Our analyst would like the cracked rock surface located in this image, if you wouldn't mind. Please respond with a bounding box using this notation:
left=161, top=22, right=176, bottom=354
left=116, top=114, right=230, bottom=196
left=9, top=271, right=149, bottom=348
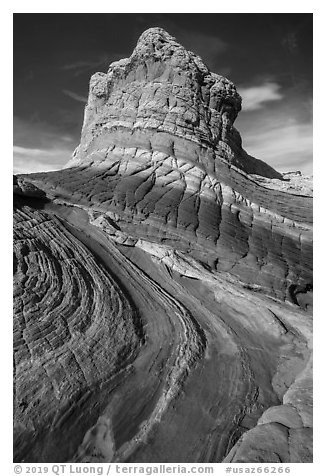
left=13, top=28, right=312, bottom=463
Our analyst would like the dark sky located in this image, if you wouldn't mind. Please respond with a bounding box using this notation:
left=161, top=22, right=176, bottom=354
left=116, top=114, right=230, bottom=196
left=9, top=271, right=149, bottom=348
left=13, top=13, right=313, bottom=174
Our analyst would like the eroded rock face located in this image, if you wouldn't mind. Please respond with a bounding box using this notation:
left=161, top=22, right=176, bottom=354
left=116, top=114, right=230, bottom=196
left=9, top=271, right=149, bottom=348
left=13, top=28, right=312, bottom=463
left=13, top=201, right=142, bottom=462
left=68, top=27, right=281, bottom=179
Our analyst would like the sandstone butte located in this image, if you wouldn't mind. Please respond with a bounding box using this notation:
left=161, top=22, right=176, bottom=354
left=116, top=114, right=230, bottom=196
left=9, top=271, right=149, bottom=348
left=13, top=28, right=313, bottom=463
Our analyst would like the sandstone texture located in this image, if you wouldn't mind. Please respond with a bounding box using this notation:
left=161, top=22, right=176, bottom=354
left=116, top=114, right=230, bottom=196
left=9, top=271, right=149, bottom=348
left=13, top=28, right=312, bottom=463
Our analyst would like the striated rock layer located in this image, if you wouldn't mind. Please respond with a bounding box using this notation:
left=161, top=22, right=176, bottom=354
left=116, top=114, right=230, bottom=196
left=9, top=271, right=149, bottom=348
left=13, top=28, right=312, bottom=463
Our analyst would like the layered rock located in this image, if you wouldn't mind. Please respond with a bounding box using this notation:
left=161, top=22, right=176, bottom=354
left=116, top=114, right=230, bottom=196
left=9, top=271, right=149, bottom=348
left=68, top=28, right=281, bottom=179
left=13, top=28, right=312, bottom=463
left=13, top=200, right=143, bottom=461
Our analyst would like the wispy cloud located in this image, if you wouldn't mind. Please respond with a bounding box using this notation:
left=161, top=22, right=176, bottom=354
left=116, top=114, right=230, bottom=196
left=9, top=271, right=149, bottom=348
left=62, top=89, right=87, bottom=103
left=61, top=57, right=107, bottom=76
left=238, top=82, right=283, bottom=111
left=178, top=31, right=228, bottom=70
left=238, top=114, right=312, bottom=174
left=62, top=60, right=101, bottom=71
left=13, top=117, right=77, bottom=174
left=61, top=53, right=123, bottom=76
left=14, top=117, right=75, bottom=149
left=13, top=146, right=70, bottom=174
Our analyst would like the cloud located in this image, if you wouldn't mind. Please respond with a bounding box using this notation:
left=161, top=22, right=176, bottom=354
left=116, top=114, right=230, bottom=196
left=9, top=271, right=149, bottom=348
left=62, top=89, right=87, bottom=103
left=14, top=117, right=76, bottom=149
left=13, top=146, right=71, bottom=174
left=61, top=58, right=107, bottom=76
left=238, top=115, right=312, bottom=174
left=62, top=60, right=101, bottom=71
left=238, top=82, right=283, bottom=111
left=13, top=117, right=77, bottom=174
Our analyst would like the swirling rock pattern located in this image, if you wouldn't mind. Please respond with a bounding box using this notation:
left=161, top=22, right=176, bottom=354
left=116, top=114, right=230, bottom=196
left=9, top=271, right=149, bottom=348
left=13, top=200, right=143, bottom=462
left=13, top=28, right=312, bottom=463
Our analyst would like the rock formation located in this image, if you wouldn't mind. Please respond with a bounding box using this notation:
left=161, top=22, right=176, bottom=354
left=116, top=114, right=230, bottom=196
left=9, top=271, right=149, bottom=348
left=13, top=28, right=312, bottom=463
